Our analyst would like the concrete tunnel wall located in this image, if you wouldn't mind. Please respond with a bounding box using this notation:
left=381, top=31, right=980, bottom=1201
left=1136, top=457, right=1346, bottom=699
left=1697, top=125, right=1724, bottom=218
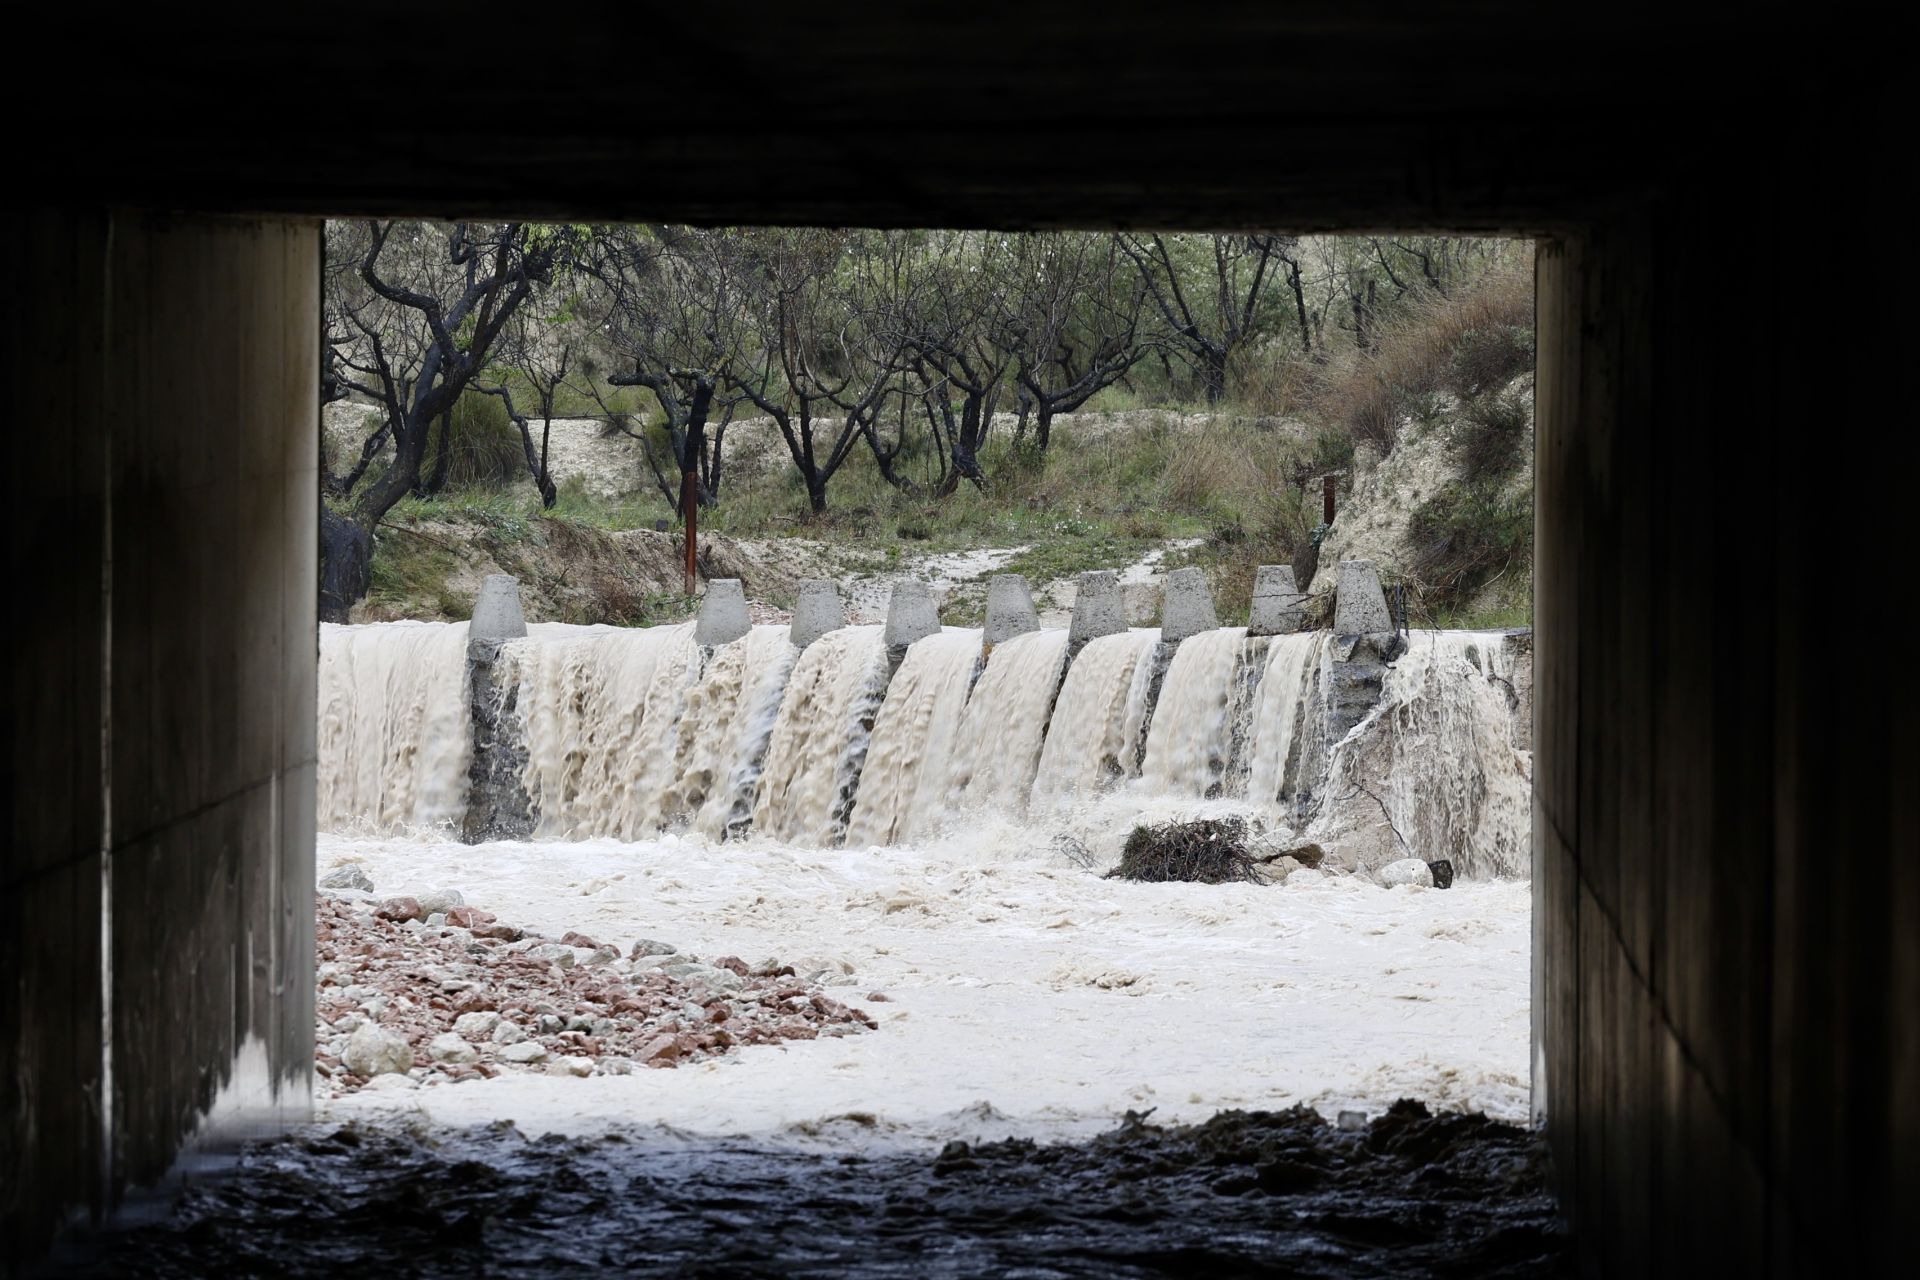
left=1533, top=190, right=1910, bottom=1271
left=0, top=211, right=319, bottom=1264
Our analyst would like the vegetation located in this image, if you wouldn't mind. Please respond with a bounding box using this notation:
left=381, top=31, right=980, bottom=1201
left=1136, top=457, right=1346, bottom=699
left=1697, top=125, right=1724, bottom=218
left=327, top=224, right=1535, bottom=626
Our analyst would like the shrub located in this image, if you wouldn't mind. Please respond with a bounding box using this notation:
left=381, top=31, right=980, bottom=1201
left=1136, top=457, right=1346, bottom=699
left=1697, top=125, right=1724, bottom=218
left=1108, top=817, right=1293, bottom=884
left=1406, top=486, right=1531, bottom=601
left=429, top=391, right=525, bottom=491
left=1452, top=383, right=1532, bottom=484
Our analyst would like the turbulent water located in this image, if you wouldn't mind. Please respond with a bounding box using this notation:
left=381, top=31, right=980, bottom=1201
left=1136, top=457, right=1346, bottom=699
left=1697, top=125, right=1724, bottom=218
left=316, top=621, right=473, bottom=831
left=316, top=615, right=1532, bottom=878
left=752, top=625, right=891, bottom=846
left=1320, top=631, right=1533, bottom=878
left=1030, top=628, right=1160, bottom=810
left=1139, top=627, right=1249, bottom=798
left=845, top=629, right=982, bottom=847
left=943, top=628, right=1071, bottom=821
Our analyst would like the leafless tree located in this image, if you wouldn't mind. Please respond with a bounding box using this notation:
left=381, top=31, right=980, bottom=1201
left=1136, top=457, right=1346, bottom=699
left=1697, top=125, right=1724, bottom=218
left=319, top=220, right=572, bottom=620
left=1119, top=232, right=1296, bottom=402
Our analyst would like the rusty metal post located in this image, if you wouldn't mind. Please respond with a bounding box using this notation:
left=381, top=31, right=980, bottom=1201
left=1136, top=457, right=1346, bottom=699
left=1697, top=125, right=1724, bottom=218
left=681, top=469, right=699, bottom=595
left=1322, top=473, right=1337, bottom=525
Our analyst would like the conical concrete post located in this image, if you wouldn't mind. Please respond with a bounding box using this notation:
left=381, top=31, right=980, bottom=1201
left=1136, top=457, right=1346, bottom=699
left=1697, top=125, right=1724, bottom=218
left=1248, top=564, right=1306, bottom=636
left=983, top=574, right=1040, bottom=649
left=789, top=579, right=845, bottom=649
left=694, top=578, right=751, bottom=647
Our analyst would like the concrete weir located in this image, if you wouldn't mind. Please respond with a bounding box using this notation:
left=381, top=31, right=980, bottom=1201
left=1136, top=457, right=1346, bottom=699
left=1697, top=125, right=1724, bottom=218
left=1248, top=564, right=1306, bottom=636
left=695, top=579, right=752, bottom=647
left=1327, top=559, right=1405, bottom=742
left=1067, top=570, right=1126, bottom=656
left=982, top=574, right=1040, bottom=650
left=883, top=581, right=942, bottom=650
left=789, top=580, right=845, bottom=649
left=463, top=575, right=535, bottom=843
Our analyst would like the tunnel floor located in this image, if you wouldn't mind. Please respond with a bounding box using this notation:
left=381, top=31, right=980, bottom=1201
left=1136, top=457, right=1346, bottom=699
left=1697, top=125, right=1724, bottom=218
left=92, top=1101, right=1566, bottom=1278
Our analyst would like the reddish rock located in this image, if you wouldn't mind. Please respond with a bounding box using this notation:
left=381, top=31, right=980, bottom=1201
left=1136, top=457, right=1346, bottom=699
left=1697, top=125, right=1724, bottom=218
left=636, top=1034, right=681, bottom=1066
left=866, top=992, right=892, bottom=1002
left=560, top=930, right=599, bottom=949
left=713, top=956, right=751, bottom=977
left=446, top=906, right=495, bottom=928
left=376, top=896, right=423, bottom=922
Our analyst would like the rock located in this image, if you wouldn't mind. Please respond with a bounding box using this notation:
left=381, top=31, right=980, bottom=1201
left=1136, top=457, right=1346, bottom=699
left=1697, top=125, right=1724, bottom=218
left=445, top=906, right=494, bottom=929
left=417, top=888, right=465, bottom=916
left=453, top=1011, right=501, bottom=1039
left=492, top=1021, right=529, bottom=1045
left=1283, top=843, right=1327, bottom=868
left=537, top=1014, right=567, bottom=1035
left=498, top=1041, right=549, bottom=1065
left=375, top=896, right=424, bottom=922
left=427, top=1032, right=478, bottom=1064
left=1286, top=867, right=1325, bottom=886
left=529, top=943, right=576, bottom=969
left=559, top=930, right=600, bottom=950
left=319, top=865, right=374, bottom=893
left=636, top=1034, right=681, bottom=1066
left=1337, top=1110, right=1369, bottom=1133
left=630, top=939, right=678, bottom=959
left=1379, top=858, right=1434, bottom=888
left=550, top=1055, right=595, bottom=1078
left=597, top=1057, right=637, bottom=1076
left=1426, top=859, right=1455, bottom=889
left=342, top=1023, right=413, bottom=1078
left=664, top=962, right=744, bottom=992
left=587, top=945, right=620, bottom=967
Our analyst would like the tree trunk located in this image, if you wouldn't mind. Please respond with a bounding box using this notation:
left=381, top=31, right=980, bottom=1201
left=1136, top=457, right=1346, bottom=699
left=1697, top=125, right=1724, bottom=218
left=1203, top=347, right=1228, bottom=404
left=318, top=504, right=374, bottom=623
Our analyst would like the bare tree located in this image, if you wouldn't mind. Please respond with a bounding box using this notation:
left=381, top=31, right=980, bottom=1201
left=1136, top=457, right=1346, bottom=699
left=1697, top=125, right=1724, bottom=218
left=731, top=229, right=905, bottom=514
left=994, top=233, right=1154, bottom=450
left=588, top=226, right=749, bottom=593
left=320, top=220, right=572, bottom=620
left=896, top=232, right=1014, bottom=496
left=1118, top=232, right=1294, bottom=402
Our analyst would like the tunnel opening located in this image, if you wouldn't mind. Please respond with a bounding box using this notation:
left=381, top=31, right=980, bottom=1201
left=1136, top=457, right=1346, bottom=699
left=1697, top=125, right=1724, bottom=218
left=3, top=10, right=1901, bottom=1277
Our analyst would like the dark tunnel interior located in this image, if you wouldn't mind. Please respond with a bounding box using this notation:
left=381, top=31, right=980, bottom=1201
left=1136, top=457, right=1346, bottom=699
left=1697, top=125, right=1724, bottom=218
left=1, top=5, right=1907, bottom=1275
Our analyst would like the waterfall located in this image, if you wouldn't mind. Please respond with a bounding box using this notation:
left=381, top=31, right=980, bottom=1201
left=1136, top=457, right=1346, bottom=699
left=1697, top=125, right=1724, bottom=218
left=653, top=625, right=800, bottom=839
left=1315, top=630, right=1532, bottom=878
left=316, top=621, right=473, bottom=831
left=496, top=622, right=701, bottom=839
left=944, top=629, right=1070, bottom=819
left=752, top=625, right=891, bottom=846
left=844, top=629, right=983, bottom=847
left=1242, top=631, right=1330, bottom=815
left=1030, top=629, right=1160, bottom=810
left=1139, top=628, right=1249, bottom=798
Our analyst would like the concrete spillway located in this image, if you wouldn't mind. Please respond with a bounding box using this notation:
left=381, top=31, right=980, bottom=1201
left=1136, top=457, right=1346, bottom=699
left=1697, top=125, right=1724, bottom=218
left=313, top=563, right=1534, bottom=878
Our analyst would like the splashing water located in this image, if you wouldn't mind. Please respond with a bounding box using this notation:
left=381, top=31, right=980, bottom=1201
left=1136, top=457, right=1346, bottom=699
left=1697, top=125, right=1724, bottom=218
left=1030, top=629, right=1161, bottom=811
left=1241, top=632, right=1331, bottom=817
left=658, top=625, right=800, bottom=838
left=1139, top=628, right=1249, bottom=798
left=845, top=629, right=983, bottom=848
left=1314, top=631, right=1532, bottom=878
left=752, top=626, right=891, bottom=846
left=495, top=623, right=701, bottom=839
left=944, top=629, right=1071, bottom=820
left=317, top=621, right=473, bottom=832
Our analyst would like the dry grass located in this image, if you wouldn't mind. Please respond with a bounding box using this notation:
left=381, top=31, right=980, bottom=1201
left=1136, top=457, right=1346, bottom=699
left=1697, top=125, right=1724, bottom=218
left=1295, top=265, right=1534, bottom=454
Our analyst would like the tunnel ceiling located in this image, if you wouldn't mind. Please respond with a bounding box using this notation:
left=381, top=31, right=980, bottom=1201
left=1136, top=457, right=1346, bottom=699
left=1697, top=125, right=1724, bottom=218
left=29, top=2, right=1833, bottom=229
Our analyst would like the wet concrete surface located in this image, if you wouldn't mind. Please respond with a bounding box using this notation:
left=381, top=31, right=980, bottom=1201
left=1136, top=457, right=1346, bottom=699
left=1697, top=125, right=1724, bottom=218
left=89, top=1101, right=1567, bottom=1277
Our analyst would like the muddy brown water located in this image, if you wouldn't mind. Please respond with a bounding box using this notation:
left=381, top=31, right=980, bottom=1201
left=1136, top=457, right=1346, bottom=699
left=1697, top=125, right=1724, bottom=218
left=85, top=1101, right=1567, bottom=1278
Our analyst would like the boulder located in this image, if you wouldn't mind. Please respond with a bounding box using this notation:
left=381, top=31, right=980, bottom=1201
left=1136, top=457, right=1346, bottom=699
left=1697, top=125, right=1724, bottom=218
left=342, top=1023, right=413, bottom=1078
left=318, top=865, right=374, bottom=893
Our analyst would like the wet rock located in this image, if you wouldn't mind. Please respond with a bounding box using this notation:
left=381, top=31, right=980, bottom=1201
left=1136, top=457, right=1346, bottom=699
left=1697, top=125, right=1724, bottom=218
left=630, top=938, right=678, bottom=958
left=597, top=1057, right=636, bottom=1076
left=1284, top=843, right=1328, bottom=868
left=375, top=896, right=424, bottom=923
left=445, top=906, right=494, bottom=929
left=560, top=930, right=600, bottom=949
left=453, top=1011, right=500, bottom=1038
left=550, top=1055, right=595, bottom=1078
left=417, top=888, right=465, bottom=916
left=498, top=1041, right=549, bottom=1065
left=318, top=865, right=374, bottom=893
left=1426, top=859, right=1455, bottom=889
left=529, top=943, right=576, bottom=969
left=427, top=1032, right=478, bottom=1064
left=1379, top=858, right=1434, bottom=888
left=342, top=1024, right=413, bottom=1078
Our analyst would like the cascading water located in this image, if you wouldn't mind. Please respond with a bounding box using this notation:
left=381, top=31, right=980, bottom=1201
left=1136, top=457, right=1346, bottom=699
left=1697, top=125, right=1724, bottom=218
left=844, top=629, right=983, bottom=848
left=496, top=622, right=702, bottom=839
left=317, top=621, right=474, bottom=831
left=315, top=607, right=1532, bottom=880
left=1029, top=629, right=1160, bottom=810
left=1241, top=631, right=1330, bottom=817
left=1313, top=630, right=1532, bottom=878
left=1138, top=627, right=1249, bottom=798
left=752, top=625, right=891, bottom=846
left=943, top=629, right=1070, bottom=819
left=653, top=625, right=799, bottom=839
